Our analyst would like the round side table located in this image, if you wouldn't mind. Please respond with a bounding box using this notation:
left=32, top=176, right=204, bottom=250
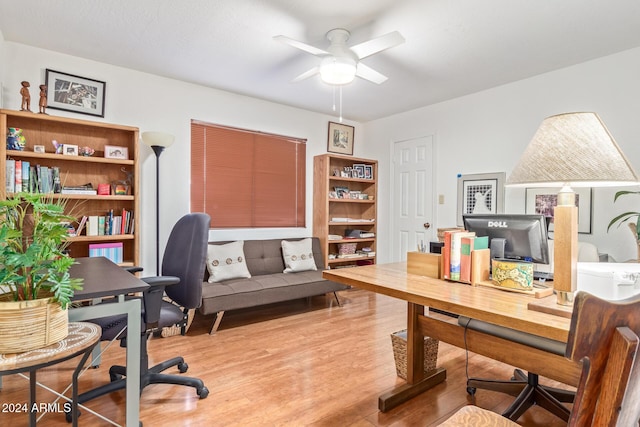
left=0, top=321, right=101, bottom=426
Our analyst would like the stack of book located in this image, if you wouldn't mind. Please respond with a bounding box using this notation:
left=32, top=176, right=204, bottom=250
left=5, top=159, right=61, bottom=193
left=442, top=229, right=489, bottom=283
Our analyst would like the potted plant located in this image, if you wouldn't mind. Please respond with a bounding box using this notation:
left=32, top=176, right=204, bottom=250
left=607, top=190, right=640, bottom=260
left=0, top=192, right=83, bottom=353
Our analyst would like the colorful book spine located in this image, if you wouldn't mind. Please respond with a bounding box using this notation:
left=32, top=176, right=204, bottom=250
left=5, top=159, right=15, bottom=193
left=21, top=161, right=30, bottom=192
left=460, top=236, right=475, bottom=283
left=450, top=232, right=475, bottom=281
left=14, top=160, right=22, bottom=192
left=442, top=230, right=457, bottom=280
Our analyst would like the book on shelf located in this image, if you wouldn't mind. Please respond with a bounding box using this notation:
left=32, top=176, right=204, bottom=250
left=75, top=216, right=88, bottom=236
left=345, top=229, right=375, bottom=239
left=450, top=231, right=475, bottom=281
left=61, top=183, right=97, bottom=195
left=15, top=160, right=22, bottom=191
left=5, top=159, right=15, bottom=193
left=328, top=234, right=342, bottom=240
left=87, top=216, right=99, bottom=236
left=331, top=217, right=349, bottom=222
left=21, top=161, right=30, bottom=192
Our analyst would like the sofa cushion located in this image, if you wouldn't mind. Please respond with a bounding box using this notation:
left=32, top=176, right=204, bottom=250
left=281, top=238, right=317, bottom=273
left=206, top=240, right=251, bottom=283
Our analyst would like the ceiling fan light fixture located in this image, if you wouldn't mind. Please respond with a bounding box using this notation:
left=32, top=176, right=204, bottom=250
left=319, top=56, right=357, bottom=85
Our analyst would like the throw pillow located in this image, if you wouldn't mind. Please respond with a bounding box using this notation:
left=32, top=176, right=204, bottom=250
left=206, top=241, right=251, bottom=283
left=281, top=238, right=317, bottom=273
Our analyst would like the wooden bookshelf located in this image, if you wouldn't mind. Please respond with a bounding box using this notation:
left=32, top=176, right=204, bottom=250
left=1, top=109, right=140, bottom=266
left=313, top=153, right=377, bottom=268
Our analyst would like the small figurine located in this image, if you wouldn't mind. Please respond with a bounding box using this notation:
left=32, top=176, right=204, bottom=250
left=38, top=84, right=48, bottom=114
left=20, top=81, right=32, bottom=112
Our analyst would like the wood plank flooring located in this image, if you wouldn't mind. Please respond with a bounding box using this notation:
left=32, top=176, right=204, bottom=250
left=1, top=288, right=572, bottom=426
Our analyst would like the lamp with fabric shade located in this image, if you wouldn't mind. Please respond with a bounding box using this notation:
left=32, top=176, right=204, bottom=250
left=506, top=112, right=639, bottom=305
left=141, top=131, right=175, bottom=275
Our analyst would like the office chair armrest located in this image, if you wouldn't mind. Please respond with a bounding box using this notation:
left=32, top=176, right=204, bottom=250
left=142, top=276, right=181, bottom=288
left=142, top=276, right=181, bottom=326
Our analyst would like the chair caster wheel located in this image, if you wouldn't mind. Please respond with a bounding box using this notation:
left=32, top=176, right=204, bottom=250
left=178, top=362, right=188, bottom=373
left=466, top=386, right=476, bottom=395
left=198, top=386, right=209, bottom=399
left=110, top=373, right=123, bottom=382
left=65, top=409, right=81, bottom=423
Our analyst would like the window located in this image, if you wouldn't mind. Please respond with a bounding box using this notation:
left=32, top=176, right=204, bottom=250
left=191, top=121, right=306, bottom=228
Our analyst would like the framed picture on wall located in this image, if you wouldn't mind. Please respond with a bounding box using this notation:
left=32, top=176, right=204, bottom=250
left=45, top=69, right=106, bottom=117
left=456, top=172, right=506, bottom=226
left=327, top=121, right=354, bottom=155
left=525, top=187, right=592, bottom=234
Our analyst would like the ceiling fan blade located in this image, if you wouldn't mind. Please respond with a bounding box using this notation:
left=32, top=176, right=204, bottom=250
left=350, top=31, right=405, bottom=59
left=355, top=63, right=388, bottom=84
left=291, top=66, right=320, bottom=83
left=273, top=35, right=328, bottom=56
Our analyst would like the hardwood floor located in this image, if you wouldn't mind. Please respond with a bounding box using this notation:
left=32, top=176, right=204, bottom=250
left=1, top=288, right=572, bottom=426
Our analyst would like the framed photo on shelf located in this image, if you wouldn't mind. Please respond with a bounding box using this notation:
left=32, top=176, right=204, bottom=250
left=364, top=165, right=373, bottom=180
left=525, top=187, right=592, bottom=234
left=104, top=145, right=129, bottom=160
left=352, top=164, right=365, bottom=178
left=456, top=172, right=505, bottom=226
left=45, top=69, right=106, bottom=117
left=62, top=144, right=78, bottom=156
left=33, top=145, right=45, bottom=153
left=327, top=121, right=354, bottom=155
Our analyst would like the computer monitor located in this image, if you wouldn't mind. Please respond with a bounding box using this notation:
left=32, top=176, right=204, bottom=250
left=462, top=213, right=550, bottom=264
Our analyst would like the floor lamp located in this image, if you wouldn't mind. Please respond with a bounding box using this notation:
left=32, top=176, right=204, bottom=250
left=506, top=112, right=639, bottom=305
left=142, top=131, right=175, bottom=275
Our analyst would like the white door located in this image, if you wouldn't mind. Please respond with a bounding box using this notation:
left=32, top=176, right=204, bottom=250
left=391, top=136, right=436, bottom=262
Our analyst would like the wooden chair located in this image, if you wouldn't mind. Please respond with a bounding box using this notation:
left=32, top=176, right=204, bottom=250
left=439, top=291, right=640, bottom=426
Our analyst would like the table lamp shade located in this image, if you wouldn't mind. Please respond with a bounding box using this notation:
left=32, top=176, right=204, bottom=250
left=506, top=112, right=639, bottom=187
left=506, top=112, right=639, bottom=306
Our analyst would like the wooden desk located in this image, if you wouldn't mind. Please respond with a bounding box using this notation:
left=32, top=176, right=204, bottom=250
left=0, top=322, right=101, bottom=426
left=68, top=257, right=149, bottom=427
left=324, top=263, right=581, bottom=412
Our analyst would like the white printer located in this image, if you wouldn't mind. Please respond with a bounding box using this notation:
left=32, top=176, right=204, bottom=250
left=577, top=262, right=640, bottom=300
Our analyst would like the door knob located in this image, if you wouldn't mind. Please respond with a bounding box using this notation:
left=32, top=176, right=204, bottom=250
left=424, top=223, right=431, bottom=229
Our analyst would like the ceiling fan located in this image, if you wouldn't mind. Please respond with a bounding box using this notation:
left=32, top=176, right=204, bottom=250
left=274, top=28, right=405, bottom=85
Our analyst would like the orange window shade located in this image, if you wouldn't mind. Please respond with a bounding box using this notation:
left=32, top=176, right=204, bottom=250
left=191, top=121, right=306, bottom=228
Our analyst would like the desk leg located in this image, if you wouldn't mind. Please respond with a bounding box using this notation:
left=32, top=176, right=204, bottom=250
left=378, top=303, right=447, bottom=412
left=29, top=371, right=36, bottom=427
left=70, top=298, right=141, bottom=427
left=124, top=298, right=141, bottom=427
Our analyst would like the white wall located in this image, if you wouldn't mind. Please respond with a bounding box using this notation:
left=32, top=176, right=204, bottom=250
left=3, top=40, right=640, bottom=268
left=0, top=42, right=363, bottom=273
left=364, top=47, right=640, bottom=263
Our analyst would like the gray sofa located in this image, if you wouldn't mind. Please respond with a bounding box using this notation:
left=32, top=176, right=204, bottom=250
left=200, top=237, right=348, bottom=334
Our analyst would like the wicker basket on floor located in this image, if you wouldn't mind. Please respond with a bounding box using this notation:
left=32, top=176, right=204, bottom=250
left=161, top=308, right=195, bottom=338
left=391, top=329, right=439, bottom=380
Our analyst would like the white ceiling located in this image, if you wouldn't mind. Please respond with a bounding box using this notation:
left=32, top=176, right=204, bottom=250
left=2, top=0, right=640, bottom=122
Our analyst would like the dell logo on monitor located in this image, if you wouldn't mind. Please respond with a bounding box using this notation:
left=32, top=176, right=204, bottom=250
left=488, top=221, right=508, bottom=228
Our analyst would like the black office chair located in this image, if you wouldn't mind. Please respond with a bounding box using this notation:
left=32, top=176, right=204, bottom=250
left=460, top=316, right=574, bottom=422
left=69, top=213, right=211, bottom=421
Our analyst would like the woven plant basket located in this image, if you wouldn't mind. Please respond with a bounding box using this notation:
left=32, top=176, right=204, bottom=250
left=391, top=329, right=439, bottom=380
left=0, top=298, right=68, bottom=354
